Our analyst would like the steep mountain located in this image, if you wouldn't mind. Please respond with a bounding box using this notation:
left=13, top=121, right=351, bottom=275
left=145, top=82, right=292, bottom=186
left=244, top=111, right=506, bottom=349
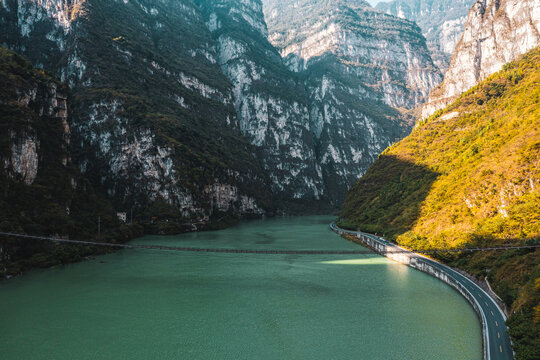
left=0, top=0, right=273, bottom=226
left=1, top=0, right=444, bottom=212
left=195, top=0, right=326, bottom=207
left=376, top=0, right=475, bottom=72
left=339, top=47, right=540, bottom=360
left=0, top=47, right=142, bottom=275
left=422, top=0, right=540, bottom=118
left=263, top=0, right=442, bottom=203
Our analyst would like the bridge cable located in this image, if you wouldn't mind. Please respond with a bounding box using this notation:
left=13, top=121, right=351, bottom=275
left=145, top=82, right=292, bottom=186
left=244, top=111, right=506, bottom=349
left=0, top=231, right=539, bottom=255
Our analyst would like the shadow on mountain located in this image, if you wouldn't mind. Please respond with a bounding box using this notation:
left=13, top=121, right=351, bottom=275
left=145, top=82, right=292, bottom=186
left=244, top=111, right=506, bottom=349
left=338, top=154, right=440, bottom=239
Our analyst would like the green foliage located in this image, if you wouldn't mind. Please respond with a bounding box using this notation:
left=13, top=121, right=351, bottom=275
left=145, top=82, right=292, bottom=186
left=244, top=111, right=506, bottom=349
left=340, top=47, right=540, bottom=358
left=0, top=47, right=144, bottom=276
left=65, top=0, right=273, bottom=214
left=339, top=154, right=439, bottom=238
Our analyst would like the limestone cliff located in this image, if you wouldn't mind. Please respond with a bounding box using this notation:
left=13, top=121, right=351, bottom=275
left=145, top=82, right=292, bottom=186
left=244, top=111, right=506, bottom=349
left=2, top=0, right=448, bottom=215
left=196, top=0, right=325, bottom=204
left=0, top=47, right=147, bottom=275
left=422, top=0, right=540, bottom=119
left=376, top=0, right=476, bottom=72
left=1, top=0, right=272, bottom=224
left=263, top=0, right=441, bottom=203
left=0, top=48, right=69, bottom=186
left=0, top=46, right=143, bottom=247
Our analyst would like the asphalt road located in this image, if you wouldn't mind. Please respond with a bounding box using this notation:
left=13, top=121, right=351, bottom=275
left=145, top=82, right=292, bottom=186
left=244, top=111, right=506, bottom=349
left=330, top=223, right=513, bottom=360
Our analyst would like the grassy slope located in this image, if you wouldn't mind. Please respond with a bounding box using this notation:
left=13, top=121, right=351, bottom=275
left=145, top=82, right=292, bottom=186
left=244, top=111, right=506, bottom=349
left=339, top=47, right=540, bottom=359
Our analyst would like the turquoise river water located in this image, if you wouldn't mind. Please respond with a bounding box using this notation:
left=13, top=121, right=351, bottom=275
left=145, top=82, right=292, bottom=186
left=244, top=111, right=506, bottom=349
left=0, top=216, right=482, bottom=359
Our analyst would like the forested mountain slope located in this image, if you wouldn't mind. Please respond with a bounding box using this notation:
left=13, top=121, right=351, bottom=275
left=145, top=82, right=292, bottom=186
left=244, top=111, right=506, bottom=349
left=0, top=0, right=273, bottom=225
left=1, top=0, right=443, bottom=213
left=340, top=47, right=540, bottom=360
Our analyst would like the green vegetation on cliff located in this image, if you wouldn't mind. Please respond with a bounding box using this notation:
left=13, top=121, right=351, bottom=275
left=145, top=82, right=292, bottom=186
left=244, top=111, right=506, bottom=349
left=0, top=47, right=142, bottom=276
left=70, top=0, right=273, bottom=215
left=1, top=0, right=275, bottom=223
left=340, top=47, right=540, bottom=359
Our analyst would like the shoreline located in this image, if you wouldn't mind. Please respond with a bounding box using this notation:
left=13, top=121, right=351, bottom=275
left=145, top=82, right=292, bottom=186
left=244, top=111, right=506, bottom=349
left=330, top=222, right=513, bottom=360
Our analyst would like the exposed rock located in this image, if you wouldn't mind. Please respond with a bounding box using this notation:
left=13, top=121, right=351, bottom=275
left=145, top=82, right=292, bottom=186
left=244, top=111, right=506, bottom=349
left=2, top=0, right=447, bottom=213
left=263, top=0, right=441, bottom=202
left=0, top=47, right=148, bottom=276
left=376, top=0, right=476, bottom=72
left=197, top=0, right=325, bottom=203
left=1, top=0, right=272, bottom=222
left=1, top=59, right=69, bottom=184
left=265, top=0, right=441, bottom=107
left=7, top=133, right=39, bottom=184
left=204, top=183, right=263, bottom=214
left=421, top=0, right=540, bottom=119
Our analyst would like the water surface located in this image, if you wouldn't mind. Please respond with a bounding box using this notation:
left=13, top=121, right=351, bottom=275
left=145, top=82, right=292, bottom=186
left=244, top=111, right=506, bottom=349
left=0, top=216, right=481, bottom=359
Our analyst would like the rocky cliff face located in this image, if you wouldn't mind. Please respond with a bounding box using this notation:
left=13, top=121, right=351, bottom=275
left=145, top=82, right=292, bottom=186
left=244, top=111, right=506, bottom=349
left=1, top=0, right=445, bottom=215
left=421, top=0, right=540, bottom=119
left=263, top=0, right=441, bottom=203
left=0, top=47, right=147, bottom=275
left=1, top=49, right=69, bottom=186
left=376, top=0, right=476, bottom=72
left=1, top=0, right=272, bottom=224
left=0, top=46, right=138, bottom=242
left=196, top=0, right=325, bottom=204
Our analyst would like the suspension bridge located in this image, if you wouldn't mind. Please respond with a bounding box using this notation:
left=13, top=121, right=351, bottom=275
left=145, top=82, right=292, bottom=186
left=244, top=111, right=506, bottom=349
left=0, top=231, right=538, bottom=255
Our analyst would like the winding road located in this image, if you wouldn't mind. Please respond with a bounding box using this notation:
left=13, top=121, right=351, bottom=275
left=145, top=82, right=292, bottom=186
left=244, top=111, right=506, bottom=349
left=330, top=222, right=513, bottom=360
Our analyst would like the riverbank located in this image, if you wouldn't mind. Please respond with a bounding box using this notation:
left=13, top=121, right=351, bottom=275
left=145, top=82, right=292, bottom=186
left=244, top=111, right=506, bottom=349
left=0, top=223, right=144, bottom=279
left=340, top=229, right=510, bottom=317
left=331, top=222, right=513, bottom=360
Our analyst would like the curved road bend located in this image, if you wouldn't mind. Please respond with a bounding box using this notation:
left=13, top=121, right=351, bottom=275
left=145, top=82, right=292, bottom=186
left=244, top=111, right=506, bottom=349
left=330, top=223, right=513, bottom=360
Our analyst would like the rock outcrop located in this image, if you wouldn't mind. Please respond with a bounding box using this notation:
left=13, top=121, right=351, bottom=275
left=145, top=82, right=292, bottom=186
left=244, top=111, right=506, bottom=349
left=1, top=0, right=272, bottom=223
left=1, top=0, right=446, bottom=214
left=0, top=46, right=138, bottom=242
left=1, top=70, right=68, bottom=185
left=197, top=0, right=325, bottom=204
left=376, top=0, right=476, bottom=72
left=0, top=48, right=147, bottom=276
left=421, top=0, right=540, bottom=119
left=263, top=0, right=441, bottom=203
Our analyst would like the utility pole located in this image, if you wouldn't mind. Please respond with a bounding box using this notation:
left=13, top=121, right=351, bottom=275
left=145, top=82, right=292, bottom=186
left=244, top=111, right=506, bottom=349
left=98, top=216, right=101, bottom=240
left=130, top=207, right=133, bottom=225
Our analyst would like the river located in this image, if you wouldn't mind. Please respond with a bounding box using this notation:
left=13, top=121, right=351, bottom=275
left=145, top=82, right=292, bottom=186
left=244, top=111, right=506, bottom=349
left=0, top=216, right=481, bottom=359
